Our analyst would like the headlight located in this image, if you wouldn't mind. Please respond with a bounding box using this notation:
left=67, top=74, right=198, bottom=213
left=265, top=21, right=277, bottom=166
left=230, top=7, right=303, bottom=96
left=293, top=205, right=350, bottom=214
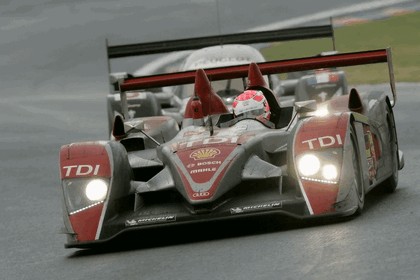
left=322, top=164, right=338, bottom=181
left=85, top=179, right=108, bottom=201
left=314, top=105, right=329, bottom=117
left=296, top=152, right=340, bottom=184
left=297, top=154, right=320, bottom=176
left=62, top=178, right=109, bottom=215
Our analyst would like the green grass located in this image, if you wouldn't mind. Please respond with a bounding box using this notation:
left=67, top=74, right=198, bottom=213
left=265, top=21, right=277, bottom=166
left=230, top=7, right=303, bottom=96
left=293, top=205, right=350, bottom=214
left=262, top=11, right=420, bottom=83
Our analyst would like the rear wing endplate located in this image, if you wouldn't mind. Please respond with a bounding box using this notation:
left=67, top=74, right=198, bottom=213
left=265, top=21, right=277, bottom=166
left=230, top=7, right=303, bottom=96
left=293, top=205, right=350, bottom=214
left=106, top=24, right=334, bottom=59
left=119, top=48, right=396, bottom=105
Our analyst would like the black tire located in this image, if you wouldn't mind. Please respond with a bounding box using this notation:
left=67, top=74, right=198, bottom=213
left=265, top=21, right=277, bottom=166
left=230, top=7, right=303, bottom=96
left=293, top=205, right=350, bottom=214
left=380, top=109, right=399, bottom=193
left=351, top=126, right=365, bottom=215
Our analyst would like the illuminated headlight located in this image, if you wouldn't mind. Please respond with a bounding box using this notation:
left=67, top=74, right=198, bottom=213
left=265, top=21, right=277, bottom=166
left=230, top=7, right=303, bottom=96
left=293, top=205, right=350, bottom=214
left=296, top=152, right=340, bottom=184
left=62, top=178, right=109, bottom=215
left=85, top=179, right=108, bottom=201
left=314, top=105, right=329, bottom=117
left=322, top=164, right=338, bottom=181
left=297, top=154, right=320, bottom=176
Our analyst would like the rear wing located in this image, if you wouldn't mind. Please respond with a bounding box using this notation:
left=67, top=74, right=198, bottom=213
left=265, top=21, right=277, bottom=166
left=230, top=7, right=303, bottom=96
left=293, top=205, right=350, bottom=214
left=106, top=24, right=334, bottom=60
left=118, top=48, right=396, bottom=113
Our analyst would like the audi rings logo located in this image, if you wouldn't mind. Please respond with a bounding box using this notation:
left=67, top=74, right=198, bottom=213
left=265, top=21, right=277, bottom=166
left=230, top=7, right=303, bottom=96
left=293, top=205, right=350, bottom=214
left=192, top=191, right=210, bottom=198
left=190, top=148, right=220, bottom=160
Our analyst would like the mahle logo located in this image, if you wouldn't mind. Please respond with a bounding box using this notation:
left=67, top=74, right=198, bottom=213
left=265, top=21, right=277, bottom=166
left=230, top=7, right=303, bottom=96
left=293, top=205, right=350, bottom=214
left=190, top=148, right=220, bottom=160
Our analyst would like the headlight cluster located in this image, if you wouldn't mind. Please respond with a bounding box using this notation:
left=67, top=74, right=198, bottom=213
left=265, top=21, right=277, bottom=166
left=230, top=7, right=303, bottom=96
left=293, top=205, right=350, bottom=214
left=62, top=178, right=109, bottom=215
left=296, top=153, right=339, bottom=184
left=85, top=179, right=108, bottom=201
left=313, top=104, right=330, bottom=117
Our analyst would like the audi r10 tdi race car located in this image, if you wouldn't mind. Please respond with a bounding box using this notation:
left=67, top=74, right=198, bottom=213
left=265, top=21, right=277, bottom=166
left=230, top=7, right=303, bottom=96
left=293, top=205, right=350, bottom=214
left=105, top=25, right=337, bottom=131
left=59, top=48, right=403, bottom=248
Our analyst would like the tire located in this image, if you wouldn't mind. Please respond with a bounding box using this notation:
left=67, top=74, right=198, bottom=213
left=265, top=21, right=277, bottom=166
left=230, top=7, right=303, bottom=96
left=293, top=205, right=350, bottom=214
left=351, top=126, right=365, bottom=215
left=380, top=109, right=399, bottom=193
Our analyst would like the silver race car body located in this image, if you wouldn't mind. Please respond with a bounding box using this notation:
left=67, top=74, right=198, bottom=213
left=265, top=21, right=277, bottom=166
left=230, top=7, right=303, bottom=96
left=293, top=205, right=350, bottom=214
left=60, top=49, right=403, bottom=248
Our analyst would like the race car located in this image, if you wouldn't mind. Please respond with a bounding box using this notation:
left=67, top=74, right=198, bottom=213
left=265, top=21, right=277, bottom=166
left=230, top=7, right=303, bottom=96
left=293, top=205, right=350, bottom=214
left=59, top=48, right=404, bottom=248
left=105, top=24, right=336, bottom=131
left=294, top=67, right=348, bottom=103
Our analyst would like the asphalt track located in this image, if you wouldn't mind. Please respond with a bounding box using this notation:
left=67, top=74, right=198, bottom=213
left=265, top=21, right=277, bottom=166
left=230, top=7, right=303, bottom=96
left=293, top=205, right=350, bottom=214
left=1, top=1, right=420, bottom=279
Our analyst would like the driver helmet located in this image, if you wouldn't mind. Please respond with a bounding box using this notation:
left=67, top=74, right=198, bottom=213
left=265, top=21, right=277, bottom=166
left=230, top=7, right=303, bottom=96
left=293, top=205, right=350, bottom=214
left=232, top=90, right=270, bottom=121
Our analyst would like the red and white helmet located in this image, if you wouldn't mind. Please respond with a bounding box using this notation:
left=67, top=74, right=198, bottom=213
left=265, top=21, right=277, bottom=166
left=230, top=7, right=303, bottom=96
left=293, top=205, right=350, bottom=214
left=232, top=90, right=271, bottom=120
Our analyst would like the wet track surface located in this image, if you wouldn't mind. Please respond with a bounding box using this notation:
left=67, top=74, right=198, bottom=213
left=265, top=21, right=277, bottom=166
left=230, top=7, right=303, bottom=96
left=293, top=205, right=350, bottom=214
left=1, top=1, right=419, bottom=279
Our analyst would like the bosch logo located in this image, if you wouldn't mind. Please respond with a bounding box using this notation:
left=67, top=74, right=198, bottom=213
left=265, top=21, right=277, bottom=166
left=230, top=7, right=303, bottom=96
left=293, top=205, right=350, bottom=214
left=197, top=161, right=221, bottom=166
left=192, top=192, right=210, bottom=198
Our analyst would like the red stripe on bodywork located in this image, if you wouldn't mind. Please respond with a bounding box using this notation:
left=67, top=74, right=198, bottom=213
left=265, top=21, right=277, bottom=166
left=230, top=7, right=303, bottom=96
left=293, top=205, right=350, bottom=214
left=295, top=115, right=349, bottom=154
left=60, top=142, right=111, bottom=179
left=301, top=181, right=339, bottom=214
left=177, top=145, right=236, bottom=201
left=295, top=115, right=350, bottom=215
left=177, top=162, right=232, bottom=201
left=60, top=142, right=112, bottom=242
left=69, top=203, right=104, bottom=242
left=177, top=146, right=235, bottom=183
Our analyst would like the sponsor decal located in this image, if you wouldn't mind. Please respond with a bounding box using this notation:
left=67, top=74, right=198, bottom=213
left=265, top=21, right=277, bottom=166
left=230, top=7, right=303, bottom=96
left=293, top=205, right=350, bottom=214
left=185, top=161, right=222, bottom=169
left=190, top=148, right=221, bottom=160
left=60, top=142, right=111, bottom=180
left=197, top=161, right=221, bottom=166
left=192, top=191, right=210, bottom=198
left=307, top=70, right=339, bottom=85
left=183, top=130, right=206, bottom=137
left=190, top=167, right=217, bottom=174
left=176, top=136, right=239, bottom=150
left=189, top=57, right=253, bottom=69
left=62, top=164, right=101, bottom=177
left=230, top=202, right=282, bottom=214
left=316, top=72, right=330, bottom=83
left=329, top=73, right=339, bottom=82
left=364, top=127, right=378, bottom=181
left=302, top=134, right=343, bottom=150
left=125, top=215, right=176, bottom=227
